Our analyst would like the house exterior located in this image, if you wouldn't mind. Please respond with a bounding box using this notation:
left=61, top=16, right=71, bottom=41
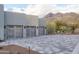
left=0, top=5, right=47, bottom=40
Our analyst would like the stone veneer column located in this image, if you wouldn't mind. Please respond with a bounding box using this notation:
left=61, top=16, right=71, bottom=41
left=45, top=27, right=47, bottom=35
left=36, top=26, right=39, bottom=36
left=14, top=26, right=16, bottom=38
left=23, top=26, right=26, bottom=38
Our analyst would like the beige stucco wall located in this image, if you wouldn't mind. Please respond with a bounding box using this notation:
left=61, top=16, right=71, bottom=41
left=4, top=11, right=39, bottom=26
left=0, top=5, right=4, bottom=40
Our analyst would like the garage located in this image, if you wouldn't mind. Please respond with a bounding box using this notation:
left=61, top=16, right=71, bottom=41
left=25, top=26, right=36, bottom=37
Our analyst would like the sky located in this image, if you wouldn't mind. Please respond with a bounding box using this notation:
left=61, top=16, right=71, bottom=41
left=4, top=4, right=79, bottom=17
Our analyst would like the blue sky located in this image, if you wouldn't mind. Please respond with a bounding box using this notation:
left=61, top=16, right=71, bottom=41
left=4, top=4, right=28, bottom=9
left=4, top=4, right=68, bottom=9
left=56, top=4, right=67, bottom=7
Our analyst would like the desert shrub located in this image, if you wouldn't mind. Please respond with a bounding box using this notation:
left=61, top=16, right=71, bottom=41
left=46, top=20, right=79, bottom=34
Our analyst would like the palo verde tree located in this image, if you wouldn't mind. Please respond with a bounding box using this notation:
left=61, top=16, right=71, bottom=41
left=46, top=20, right=57, bottom=34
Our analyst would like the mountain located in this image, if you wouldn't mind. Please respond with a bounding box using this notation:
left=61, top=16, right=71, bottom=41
left=44, top=12, right=79, bottom=21
left=44, top=12, right=54, bottom=18
left=44, top=12, right=64, bottom=18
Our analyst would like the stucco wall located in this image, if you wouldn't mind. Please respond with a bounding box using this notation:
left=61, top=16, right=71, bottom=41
left=39, top=18, right=47, bottom=27
left=4, top=11, right=38, bottom=26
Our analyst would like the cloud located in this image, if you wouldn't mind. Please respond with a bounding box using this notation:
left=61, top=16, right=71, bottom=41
left=66, top=5, right=79, bottom=12
left=55, top=4, right=79, bottom=13
left=4, top=7, right=25, bottom=13
left=25, top=4, right=58, bottom=17
left=25, top=4, right=79, bottom=17
left=5, top=4, right=79, bottom=17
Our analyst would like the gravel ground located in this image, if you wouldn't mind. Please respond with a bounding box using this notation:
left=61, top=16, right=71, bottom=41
left=0, top=45, right=40, bottom=54
left=0, top=35, right=79, bottom=54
